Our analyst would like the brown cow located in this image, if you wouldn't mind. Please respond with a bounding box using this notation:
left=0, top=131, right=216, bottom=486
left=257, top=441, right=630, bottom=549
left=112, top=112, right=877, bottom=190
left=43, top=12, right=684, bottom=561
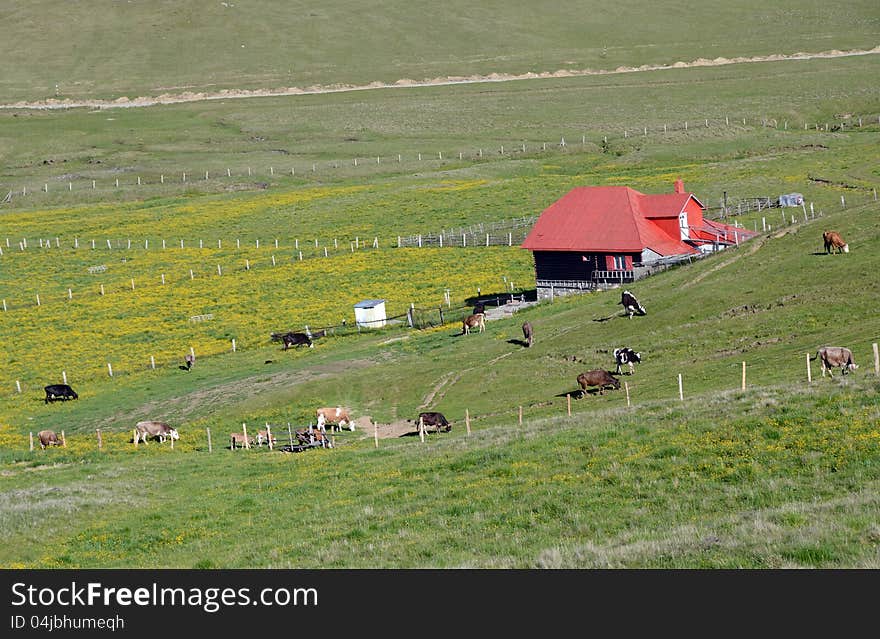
left=823, top=230, right=849, bottom=254
left=810, top=346, right=858, bottom=378
left=316, top=406, right=353, bottom=431
left=229, top=432, right=254, bottom=449
left=38, top=430, right=60, bottom=449
left=134, top=421, right=179, bottom=444
left=522, top=321, right=534, bottom=347
left=576, top=370, right=621, bottom=396
left=462, top=313, right=486, bottom=335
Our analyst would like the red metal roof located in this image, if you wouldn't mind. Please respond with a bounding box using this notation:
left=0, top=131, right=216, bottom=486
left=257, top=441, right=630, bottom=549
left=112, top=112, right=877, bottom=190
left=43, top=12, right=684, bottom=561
left=521, top=185, right=701, bottom=255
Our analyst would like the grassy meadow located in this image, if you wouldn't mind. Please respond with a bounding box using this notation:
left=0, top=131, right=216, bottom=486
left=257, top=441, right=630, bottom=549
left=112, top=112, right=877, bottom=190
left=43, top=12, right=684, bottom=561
left=1, top=3, right=879, bottom=569
left=2, top=1, right=878, bottom=103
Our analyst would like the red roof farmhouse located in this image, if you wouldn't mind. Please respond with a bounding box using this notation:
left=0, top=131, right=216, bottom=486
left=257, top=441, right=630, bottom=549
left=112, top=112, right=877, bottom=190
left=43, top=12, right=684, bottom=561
left=521, top=180, right=755, bottom=299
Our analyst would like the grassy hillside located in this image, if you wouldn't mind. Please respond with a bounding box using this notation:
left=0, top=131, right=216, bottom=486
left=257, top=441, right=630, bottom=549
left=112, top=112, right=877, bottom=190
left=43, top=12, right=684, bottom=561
left=2, top=1, right=877, bottom=102
left=1, top=5, right=879, bottom=569
left=1, top=193, right=878, bottom=568
left=3, top=54, right=879, bottom=208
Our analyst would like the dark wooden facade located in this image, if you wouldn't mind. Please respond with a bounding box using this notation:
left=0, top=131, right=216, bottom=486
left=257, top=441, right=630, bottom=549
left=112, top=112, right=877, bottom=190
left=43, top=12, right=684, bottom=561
left=532, top=251, right=638, bottom=282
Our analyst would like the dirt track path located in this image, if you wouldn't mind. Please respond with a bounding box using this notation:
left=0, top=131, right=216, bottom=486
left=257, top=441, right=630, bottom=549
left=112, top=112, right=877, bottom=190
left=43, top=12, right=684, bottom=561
left=2, top=47, right=876, bottom=111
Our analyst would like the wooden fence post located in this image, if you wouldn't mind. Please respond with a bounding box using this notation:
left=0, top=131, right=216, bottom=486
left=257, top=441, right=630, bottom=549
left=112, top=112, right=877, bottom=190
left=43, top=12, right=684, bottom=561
left=567, top=393, right=571, bottom=416
left=61, top=431, right=66, bottom=447
left=29, top=432, right=34, bottom=451
left=465, top=408, right=471, bottom=436
left=419, top=417, right=425, bottom=443
left=287, top=423, right=294, bottom=447
left=266, top=424, right=273, bottom=450
left=207, top=427, right=212, bottom=453
left=624, top=382, right=631, bottom=407
left=242, top=423, right=250, bottom=449
left=873, top=342, right=879, bottom=375
left=806, top=353, right=812, bottom=383
left=133, top=429, right=138, bottom=447
left=678, top=374, right=683, bottom=400
left=96, top=428, right=103, bottom=449
left=518, top=405, right=523, bottom=425
left=741, top=361, right=746, bottom=390
left=374, top=423, right=379, bottom=448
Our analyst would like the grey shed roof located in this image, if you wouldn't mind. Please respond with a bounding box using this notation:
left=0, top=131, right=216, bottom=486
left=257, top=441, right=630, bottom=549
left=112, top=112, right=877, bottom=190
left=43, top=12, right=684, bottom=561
left=354, top=299, right=386, bottom=308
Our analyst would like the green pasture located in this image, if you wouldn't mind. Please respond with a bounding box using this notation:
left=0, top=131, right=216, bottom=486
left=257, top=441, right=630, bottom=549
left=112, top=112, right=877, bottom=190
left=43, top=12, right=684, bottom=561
left=1, top=13, right=880, bottom=567
left=2, top=53, right=879, bottom=208
left=2, top=1, right=877, bottom=103
left=1, top=193, right=879, bottom=567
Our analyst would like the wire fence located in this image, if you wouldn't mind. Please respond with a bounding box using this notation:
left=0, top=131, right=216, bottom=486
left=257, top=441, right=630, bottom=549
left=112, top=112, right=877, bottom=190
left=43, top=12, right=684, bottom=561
left=3, top=111, right=878, bottom=208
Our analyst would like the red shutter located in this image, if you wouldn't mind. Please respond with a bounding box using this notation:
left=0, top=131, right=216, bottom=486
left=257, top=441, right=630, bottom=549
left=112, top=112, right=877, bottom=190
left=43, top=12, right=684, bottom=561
left=625, top=255, right=633, bottom=270
left=605, top=255, right=615, bottom=270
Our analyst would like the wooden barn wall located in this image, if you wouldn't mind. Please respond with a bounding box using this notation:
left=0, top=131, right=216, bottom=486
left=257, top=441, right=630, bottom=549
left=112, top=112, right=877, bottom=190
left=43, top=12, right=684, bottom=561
left=533, top=251, right=598, bottom=281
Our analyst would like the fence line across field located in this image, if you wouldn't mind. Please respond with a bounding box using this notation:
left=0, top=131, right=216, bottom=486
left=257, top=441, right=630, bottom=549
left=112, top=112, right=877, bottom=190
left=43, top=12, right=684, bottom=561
left=3, top=111, right=878, bottom=208
left=20, top=343, right=879, bottom=453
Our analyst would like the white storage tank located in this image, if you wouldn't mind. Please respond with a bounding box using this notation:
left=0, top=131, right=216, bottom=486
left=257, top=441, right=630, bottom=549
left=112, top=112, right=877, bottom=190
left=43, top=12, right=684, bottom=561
left=354, top=299, right=387, bottom=328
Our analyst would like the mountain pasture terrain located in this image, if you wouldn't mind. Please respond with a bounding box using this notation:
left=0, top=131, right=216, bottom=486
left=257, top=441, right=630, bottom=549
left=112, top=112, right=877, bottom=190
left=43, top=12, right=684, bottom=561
left=1, top=3, right=879, bottom=569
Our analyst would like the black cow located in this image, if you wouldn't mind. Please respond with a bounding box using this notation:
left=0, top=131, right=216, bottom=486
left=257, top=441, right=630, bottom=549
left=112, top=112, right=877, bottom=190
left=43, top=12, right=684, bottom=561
left=613, top=347, right=641, bottom=375
left=416, top=411, right=451, bottom=433
left=281, top=332, right=313, bottom=349
left=619, top=290, right=646, bottom=318
left=44, top=384, right=78, bottom=404
left=473, top=302, right=486, bottom=316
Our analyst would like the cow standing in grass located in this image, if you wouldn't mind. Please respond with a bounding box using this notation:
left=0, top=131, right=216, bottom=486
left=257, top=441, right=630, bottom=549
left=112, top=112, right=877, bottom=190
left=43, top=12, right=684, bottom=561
left=134, top=421, right=179, bottom=444
left=522, top=321, right=534, bottom=347
left=619, top=291, right=646, bottom=318
left=577, top=370, right=621, bottom=396
left=823, top=230, right=849, bottom=254
left=38, top=430, right=60, bottom=449
left=462, top=313, right=486, bottom=335
left=811, top=346, right=858, bottom=377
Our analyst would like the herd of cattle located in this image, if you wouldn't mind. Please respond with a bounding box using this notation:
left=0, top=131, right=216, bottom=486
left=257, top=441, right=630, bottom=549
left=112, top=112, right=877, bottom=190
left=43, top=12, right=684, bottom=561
left=35, top=227, right=861, bottom=447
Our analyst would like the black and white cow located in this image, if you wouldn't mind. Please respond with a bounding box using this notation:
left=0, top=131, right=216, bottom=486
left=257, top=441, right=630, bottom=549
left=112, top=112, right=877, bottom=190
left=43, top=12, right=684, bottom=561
left=619, top=290, right=646, bottom=318
left=613, top=347, right=642, bottom=375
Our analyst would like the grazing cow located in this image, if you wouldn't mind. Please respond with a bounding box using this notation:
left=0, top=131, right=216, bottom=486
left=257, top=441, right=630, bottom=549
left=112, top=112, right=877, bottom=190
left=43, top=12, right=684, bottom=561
left=618, top=290, right=646, bottom=318
left=416, top=411, right=451, bottom=433
left=576, top=370, right=621, bottom=396
left=44, top=384, right=78, bottom=404
left=184, top=353, right=195, bottom=370
left=229, top=432, right=255, bottom=449
left=295, top=428, right=332, bottom=447
left=462, top=313, right=486, bottom=335
left=316, top=407, right=354, bottom=431
left=823, top=230, right=849, bottom=254
left=613, top=347, right=642, bottom=375
left=522, top=321, right=534, bottom=347
left=810, top=346, right=858, bottom=378
left=281, top=332, right=313, bottom=349
left=38, top=430, right=60, bottom=449
left=256, top=429, right=277, bottom=446
left=134, top=420, right=179, bottom=444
